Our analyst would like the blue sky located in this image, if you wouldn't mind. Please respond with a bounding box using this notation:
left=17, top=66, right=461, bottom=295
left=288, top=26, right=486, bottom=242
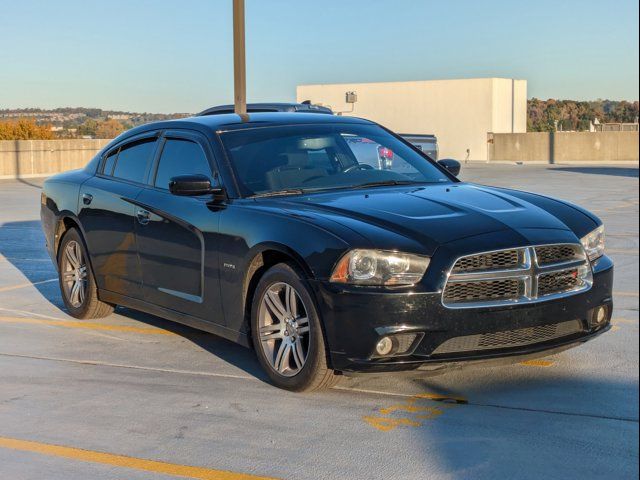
left=1, top=0, right=638, bottom=113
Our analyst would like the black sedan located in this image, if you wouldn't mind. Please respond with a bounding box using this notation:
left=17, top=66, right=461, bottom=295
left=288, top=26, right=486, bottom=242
left=40, top=113, right=613, bottom=391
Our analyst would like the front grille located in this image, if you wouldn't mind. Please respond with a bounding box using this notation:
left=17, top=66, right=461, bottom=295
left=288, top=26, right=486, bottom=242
left=432, top=320, right=584, bottom=355
left=535, top=245, right=580, bottom=265
left=442, top=244, right=592, bottom=308
left=538, top=269, right=581, bottom=296
left=443, top=279, right=523, bottom=303
left=452, top=249, right=520, bottom=273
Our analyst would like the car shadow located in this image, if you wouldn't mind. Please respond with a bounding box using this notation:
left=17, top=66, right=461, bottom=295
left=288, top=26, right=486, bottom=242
left=550, top=166, right=639, bottom=178
left=0, top=219, right=268, bottom=382
left=114, top=306, right=268, bottom=382
left=407, top=373, right=639, bottom=477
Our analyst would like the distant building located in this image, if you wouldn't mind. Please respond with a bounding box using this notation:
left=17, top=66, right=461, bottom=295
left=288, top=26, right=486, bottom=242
left=107, top=114, right=132, bottom=121
left=594, top=122, right=639, bottom=132
left=297, top=78, right=527, bottom=161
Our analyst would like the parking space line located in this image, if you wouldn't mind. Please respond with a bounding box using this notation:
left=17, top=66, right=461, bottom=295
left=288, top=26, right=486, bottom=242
left=0, top=436, right=278, bottom=480
left=519, top=359, right=554, bottom=367
left=0, top=307, right=67, bottom=320
left=614, top=291, right=639, bottom=297
left=0, top=352, right=256, bottom=381
left=0, top=278, right=58, bottom=292
left=0, top=257, right=52, bottom=262
left=0, top=316, right=176, bottom=336
left=612, top=318, right=636, bottom=324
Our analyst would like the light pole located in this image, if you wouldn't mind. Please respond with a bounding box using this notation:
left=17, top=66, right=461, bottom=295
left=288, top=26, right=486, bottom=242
left=233, top=0, right=247, bottom=116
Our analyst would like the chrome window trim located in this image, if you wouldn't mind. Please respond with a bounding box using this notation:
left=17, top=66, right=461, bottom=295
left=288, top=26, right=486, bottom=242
left=441, top=243, right=593, bottom=309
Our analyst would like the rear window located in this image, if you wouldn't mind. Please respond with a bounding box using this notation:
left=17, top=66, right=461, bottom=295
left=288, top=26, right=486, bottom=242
left=111, top=139, right=156, bottom=183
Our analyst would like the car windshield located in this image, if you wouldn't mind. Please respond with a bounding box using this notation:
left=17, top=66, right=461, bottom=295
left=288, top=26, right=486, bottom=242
left=219, top=124, right=451, bottom=197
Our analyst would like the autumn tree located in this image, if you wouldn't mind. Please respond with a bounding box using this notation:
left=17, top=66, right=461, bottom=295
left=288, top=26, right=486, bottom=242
left=0, top=119, right=55, bottom=140
left=77, top=118, right=99, bottom=138
left=95, top=119, right=125, bottom=138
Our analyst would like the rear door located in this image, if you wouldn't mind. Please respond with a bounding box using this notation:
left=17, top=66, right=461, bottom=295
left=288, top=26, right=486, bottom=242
left=134, top=130, right=224, bottom=324
left=79, top=133, right=159, bottom=299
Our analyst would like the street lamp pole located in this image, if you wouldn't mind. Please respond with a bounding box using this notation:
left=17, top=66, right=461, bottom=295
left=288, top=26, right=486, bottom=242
left=233, top=0, right=247, bottom=116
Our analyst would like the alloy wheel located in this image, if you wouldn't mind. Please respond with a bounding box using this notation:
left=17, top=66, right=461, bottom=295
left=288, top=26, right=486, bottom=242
left=258, top=282, right=311, bottom=377
left=61, top=240, right=88, bottom=308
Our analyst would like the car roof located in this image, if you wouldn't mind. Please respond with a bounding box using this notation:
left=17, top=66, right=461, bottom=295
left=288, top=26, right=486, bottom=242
left=122, top=112, right=374, bottom=139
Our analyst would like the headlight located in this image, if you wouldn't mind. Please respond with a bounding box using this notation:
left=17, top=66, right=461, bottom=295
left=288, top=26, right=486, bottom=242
left=330, top=249, right=430, bottom=286
left=581, top=225, right=605, bottom=262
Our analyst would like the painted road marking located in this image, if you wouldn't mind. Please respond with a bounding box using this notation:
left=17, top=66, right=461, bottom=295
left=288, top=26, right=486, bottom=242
left=612, top=318, right=636, bottom=324
left=0, top=257, right=52, bottom=262
left=0, top=307, right=69, bottom=320
left=0, top=436, right=278, bottom=480
left=0, top=316, right=176, bottom=336
left=0, top=278, right=58, bottom=292
left=607, top=249, right=639, bottom=255
left=0, top=352, right=257, bottom=382
left=519, top=359, right=554, bottom=367
left=614, top=291, right=640, bottom=297
left=363, top=393, right=467, bottom=431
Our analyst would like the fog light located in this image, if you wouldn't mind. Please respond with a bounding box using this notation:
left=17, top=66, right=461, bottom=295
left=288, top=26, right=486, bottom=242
left=375, top=337, right=394, bottom=356
left=589, top=305, right=610, bottom=328
left=596, top=306, right=606, bottom=324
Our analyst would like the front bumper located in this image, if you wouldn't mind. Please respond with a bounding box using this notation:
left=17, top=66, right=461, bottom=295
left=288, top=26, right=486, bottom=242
left=311, top=255, right=614, bottom=373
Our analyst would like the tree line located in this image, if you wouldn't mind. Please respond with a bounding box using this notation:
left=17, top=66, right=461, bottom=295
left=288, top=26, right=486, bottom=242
left=1, top=100, right=638, bottom=140
left=527, top=99, right=639, bottom=132
left=0, top=118, right=129, bottom=140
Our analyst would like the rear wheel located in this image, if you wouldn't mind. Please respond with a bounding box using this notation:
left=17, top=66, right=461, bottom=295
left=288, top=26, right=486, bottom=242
left=251, top=263, right=339, bottom=391
left=58, top=228, right=114, bottom=319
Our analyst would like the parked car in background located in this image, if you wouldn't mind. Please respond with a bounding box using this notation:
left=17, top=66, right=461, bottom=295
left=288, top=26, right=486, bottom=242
left=401, top=133, right=439, bottom=160
left=41, top=112, right=612, bottom=391
left=198, top=102, right=333, bottom=116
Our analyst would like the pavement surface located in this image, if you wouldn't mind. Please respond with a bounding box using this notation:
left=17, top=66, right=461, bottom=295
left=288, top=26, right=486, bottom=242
left=0, top=164, right=638, bottom=480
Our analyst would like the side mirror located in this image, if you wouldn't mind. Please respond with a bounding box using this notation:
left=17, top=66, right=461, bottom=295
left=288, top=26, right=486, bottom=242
left=438, top=159, right=461, bottom=177
left=168, top=174, right=222, bottom=196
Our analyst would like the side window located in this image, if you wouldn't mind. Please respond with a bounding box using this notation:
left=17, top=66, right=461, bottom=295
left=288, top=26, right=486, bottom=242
left=112, top=138, right=157, bottom=183
left=154, top=139, right=212, bottom=190
left=102, top=149, right=118, bottom=175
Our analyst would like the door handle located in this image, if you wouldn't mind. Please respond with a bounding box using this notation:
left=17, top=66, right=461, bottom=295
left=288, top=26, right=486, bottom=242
left=82, top=193, right=93, bottom=205
left=136, top=209, right=150, bottom=225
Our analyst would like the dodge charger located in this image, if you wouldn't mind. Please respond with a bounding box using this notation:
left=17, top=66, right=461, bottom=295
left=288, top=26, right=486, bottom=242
left=40, top=113, right=613, bottom=391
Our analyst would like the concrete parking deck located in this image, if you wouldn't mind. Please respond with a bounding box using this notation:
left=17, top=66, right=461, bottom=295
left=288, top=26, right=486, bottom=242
left=0, top=164, right=638, bottom=479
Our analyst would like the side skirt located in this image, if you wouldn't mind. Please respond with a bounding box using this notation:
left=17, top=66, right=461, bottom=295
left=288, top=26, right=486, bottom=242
left=98, top=289, right=250, bottom=348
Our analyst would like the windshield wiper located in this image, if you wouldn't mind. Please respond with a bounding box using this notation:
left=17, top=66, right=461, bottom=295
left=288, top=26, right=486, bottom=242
left=248, top=188, right=306, bottom=198
left=352, top=180, right=419, bottom=189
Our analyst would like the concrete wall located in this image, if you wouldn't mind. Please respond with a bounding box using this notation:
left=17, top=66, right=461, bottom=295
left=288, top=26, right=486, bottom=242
left=297, top=78, right=527, bottom=161
left=489, top=131, right=639, bottom=163
left=0, top=139, right=110, bottom=178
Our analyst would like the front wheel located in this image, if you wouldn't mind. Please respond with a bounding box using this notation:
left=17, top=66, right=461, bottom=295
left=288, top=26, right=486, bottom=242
left=58, top=228, right=114, bottom=319
left=251, top=263, right=339, bottom=391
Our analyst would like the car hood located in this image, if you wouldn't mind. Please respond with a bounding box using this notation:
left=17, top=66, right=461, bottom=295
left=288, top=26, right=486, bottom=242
left=269, top=183, right=585, bottom=253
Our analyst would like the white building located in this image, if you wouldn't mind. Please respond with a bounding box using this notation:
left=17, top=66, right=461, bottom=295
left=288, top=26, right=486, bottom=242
left=297, top=78, right=527, bottom=161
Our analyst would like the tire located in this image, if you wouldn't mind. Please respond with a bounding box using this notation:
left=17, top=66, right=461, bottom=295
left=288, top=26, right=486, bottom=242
left=251, top=262, right=339, bottom=391
left=57, top=227, right=114, bottom=319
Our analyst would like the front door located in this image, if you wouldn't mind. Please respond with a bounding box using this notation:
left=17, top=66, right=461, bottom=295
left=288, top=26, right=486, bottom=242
left=134, top=131, right=224, bottom=324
